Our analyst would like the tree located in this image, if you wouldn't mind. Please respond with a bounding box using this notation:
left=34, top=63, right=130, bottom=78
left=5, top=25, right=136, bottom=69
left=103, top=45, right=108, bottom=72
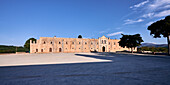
left=119, top=34, right=144, bottom=53
left=24, top=38, right=36, bottom=50
left=78, top=35, right=82, bottom=38
left=147, top=15, right=170, bottom=55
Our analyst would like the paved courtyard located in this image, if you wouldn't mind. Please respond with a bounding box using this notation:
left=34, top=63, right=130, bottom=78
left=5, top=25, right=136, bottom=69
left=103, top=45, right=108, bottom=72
left=0, top=53, right=170, bottom=85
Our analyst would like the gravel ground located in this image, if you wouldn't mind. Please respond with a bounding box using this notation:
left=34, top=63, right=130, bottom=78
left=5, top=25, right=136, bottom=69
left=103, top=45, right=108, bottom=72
left=0, top=52, right=170, bottom=85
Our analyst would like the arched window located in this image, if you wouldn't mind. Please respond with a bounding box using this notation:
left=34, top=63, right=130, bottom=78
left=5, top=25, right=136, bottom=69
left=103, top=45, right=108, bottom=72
left=102, top=40, right=103, bottom=44
left=72, top=42, right=74, bottom=44
left=59, top=42, right=61, bottom=44
left=104, top=40, right=106, bottom=44
left=66, top=42, right=68, bottom=44
left=85, top=42, right=87, bottom=44
left=91, top=42, right=93, bottom=45
left=79, top=42, right=81, bottom=44
left=51, top=42, right=53, bottom=44
left=43, top=41, right=46, bottom=44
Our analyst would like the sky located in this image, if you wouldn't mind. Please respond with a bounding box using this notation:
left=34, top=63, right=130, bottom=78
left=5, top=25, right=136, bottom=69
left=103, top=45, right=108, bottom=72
left=0, top=0, right=170, bottom=46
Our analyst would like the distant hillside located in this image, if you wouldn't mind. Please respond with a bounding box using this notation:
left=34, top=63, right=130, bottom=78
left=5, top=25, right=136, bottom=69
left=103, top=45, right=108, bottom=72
left=141, top=43, right=168, bottom=47
left=0, top=45, right=29, bottom=53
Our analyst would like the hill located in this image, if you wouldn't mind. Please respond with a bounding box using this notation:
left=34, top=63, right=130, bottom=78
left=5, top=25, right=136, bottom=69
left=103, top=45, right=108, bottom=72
left=141, top=43, right=168, bottom=47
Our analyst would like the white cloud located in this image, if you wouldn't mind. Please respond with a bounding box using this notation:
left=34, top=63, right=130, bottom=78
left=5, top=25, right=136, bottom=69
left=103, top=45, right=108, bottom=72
left=124, top=19, right=144, bottom=25
left=146, top=21, right=154, bottom=26
left=148, top=0, right=170, bottom=10
left=107, top=32, right=123, bottom=37
left=154, top=10, right=170, bottom=17
left=99, top=31, right=106, bottom=33
left=130, top=0, right=149, bottom=8
left=99, top=28, right=110, bottom=34
left=142, top=13, right=154, bottom=18
left=163, top=5, right=170, bottom=9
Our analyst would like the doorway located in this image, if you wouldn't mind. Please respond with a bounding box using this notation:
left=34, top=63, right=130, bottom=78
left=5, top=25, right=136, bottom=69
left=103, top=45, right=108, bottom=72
left=49, top=48, right=52, bottom=52
left=59, top=48, right=62, bottom=52
left=102, top=46, right=105, bottom=52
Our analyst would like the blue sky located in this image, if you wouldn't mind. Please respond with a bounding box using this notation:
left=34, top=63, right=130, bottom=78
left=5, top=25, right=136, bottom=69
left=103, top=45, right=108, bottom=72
left=0, top=0, right=170, bottom=46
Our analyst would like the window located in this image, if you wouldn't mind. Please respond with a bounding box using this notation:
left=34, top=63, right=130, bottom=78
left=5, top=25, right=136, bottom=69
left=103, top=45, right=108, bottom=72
left=85, top=48, right=86, bottom=49
left=66, top=48, right=67, bottom=50
left=72, top=42, right=74, bottom=44
left=79, top=42, right=81, bottom=44
left=97, top=42, right=98, bottom=45
left=43, top=41, right=46, bottom=44
left=59, top=42, right=61, bottom=44
left=79, top=48, right=80, bottom=49
left=91, top=42, right=93, bottom=45
left=51, top=42, right=53, bottom=44
left=72, top=48, right=74, bottom=49
left=114, top=42, right=116, bottom=45
left=91, top=48, right=92, bottom=49
left=66, top=42, right=68, bottom=44
left=102, top=40, right=103, bottom=44
left=109, top=42, right=110, bottom=45
left=85, top=42, right=87, bottom=44
left=104, top=40, right=106, bottom=44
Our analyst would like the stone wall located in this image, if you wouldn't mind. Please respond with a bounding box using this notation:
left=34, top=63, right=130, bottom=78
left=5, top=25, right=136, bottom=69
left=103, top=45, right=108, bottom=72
left=30, top=36, right=136, bottom=53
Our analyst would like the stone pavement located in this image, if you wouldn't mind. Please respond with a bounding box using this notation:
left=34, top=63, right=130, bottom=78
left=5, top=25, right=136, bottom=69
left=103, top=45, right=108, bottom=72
left=0, top=53, right=170, bottom=85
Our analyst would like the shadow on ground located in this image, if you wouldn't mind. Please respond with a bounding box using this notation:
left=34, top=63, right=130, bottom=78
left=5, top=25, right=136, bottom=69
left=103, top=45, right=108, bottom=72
left=0, top=53, right=170, bottom=85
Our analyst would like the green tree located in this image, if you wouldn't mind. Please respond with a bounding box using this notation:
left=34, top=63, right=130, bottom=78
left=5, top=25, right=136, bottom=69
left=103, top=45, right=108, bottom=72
left=119, top=34, right=144, bottom=53
left=78, top=35, right=82, bottom=38
left=24, top=38, right=36, bottom=50
left=147, top=15, right=170, bottom=55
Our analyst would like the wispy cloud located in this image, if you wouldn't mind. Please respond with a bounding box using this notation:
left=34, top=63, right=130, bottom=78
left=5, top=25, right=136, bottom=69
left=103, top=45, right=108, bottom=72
left=146, top=21, right=154, bottom=26
left=99, top=28, right=110, bottom=34
left=130, top=0, right=149, bottom=9
left=154, top=10, right=170, bottom=17
left=107, top=32, right=123, bottom=37
left=142, top=13, right=154, bottom=18
left=148, top=0, right=170, bottom=10
left=124, top=19, right=144, bottom=25
left=127, top=0, right=170, bottom=26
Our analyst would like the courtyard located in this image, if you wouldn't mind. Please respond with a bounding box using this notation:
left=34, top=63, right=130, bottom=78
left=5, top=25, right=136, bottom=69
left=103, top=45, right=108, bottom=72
left=0, top=53, right=170, bottom=85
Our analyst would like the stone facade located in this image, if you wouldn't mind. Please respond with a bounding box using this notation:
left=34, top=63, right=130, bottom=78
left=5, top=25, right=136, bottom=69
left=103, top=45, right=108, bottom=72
left=30, top=36, right=136, bottom=53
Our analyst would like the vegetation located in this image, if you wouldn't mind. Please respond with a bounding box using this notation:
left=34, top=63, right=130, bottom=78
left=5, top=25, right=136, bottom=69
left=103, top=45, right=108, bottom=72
left=138, top=47, right=168, bottom=53
left=119, top=34, right=144, bottom=53
left=24, top=38, right=36, bottom=50
left=147, top=15, right=170, bottom=55
left=0, top=45, right=29, bottom=53
left=78, top=35, right=82, bottom=38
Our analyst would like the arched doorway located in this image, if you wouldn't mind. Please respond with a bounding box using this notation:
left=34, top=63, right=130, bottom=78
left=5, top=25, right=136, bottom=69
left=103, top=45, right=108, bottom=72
left=41, top=49, right=43, bottom=52
left=59, top=48, right=62, bottom=52
left=36, top=49, right=38, bottom=52
left=102, top=46, right=105, bottom=52
left=49, top=48, right=52, bottom=52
